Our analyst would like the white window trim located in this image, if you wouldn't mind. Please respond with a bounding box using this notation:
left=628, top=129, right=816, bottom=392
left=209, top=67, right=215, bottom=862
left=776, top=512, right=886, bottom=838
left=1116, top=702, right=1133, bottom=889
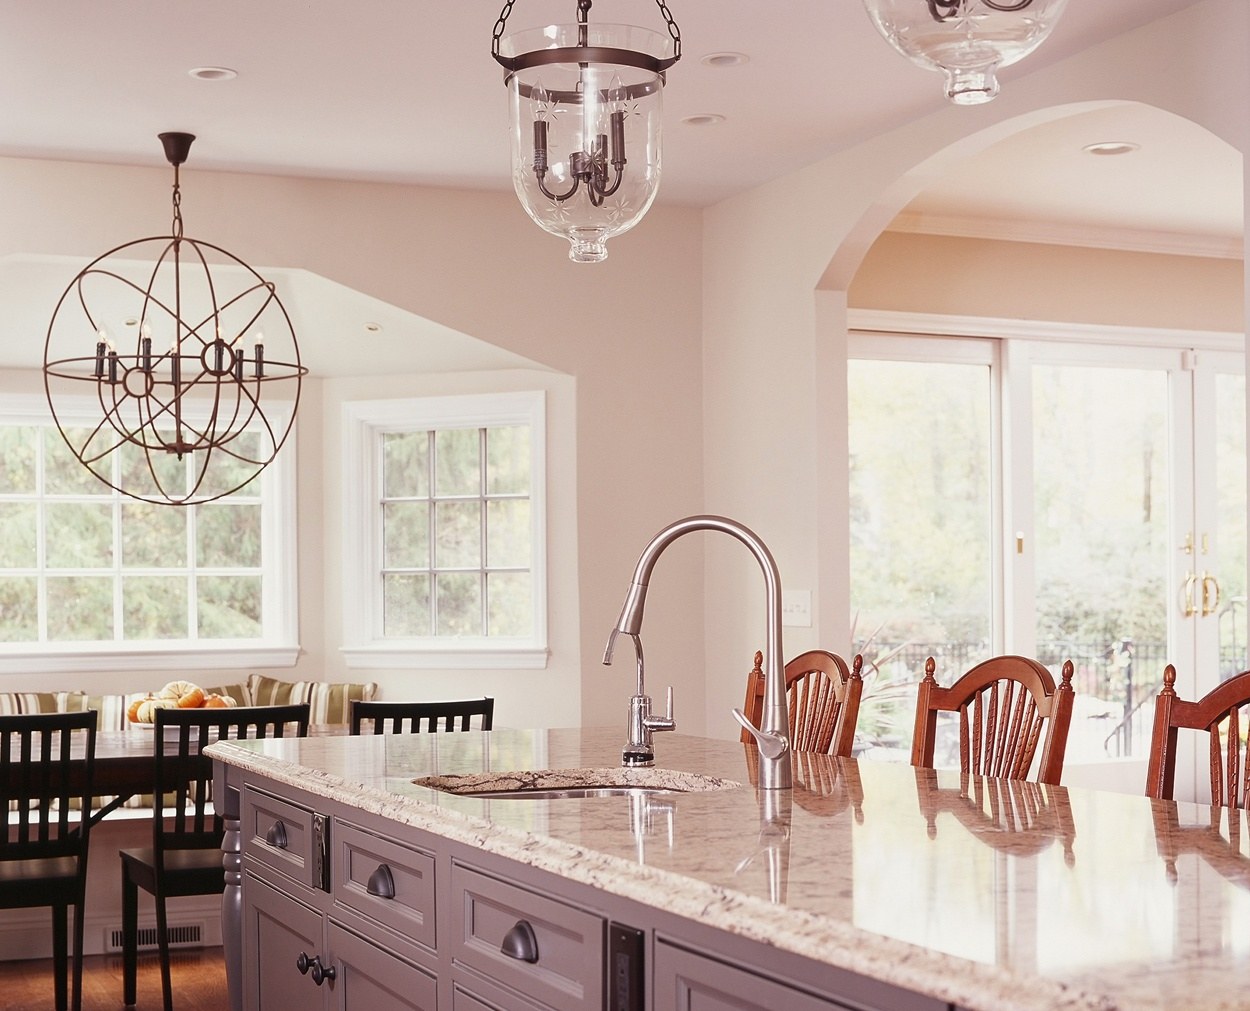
left=0, top=394, right=300, bottom=675
left=340, top=391, right=548, bottom=670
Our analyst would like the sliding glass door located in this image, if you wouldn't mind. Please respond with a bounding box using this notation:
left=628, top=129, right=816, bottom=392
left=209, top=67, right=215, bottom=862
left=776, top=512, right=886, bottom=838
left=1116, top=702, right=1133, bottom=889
left=848, top=333, right=1245, bottom=796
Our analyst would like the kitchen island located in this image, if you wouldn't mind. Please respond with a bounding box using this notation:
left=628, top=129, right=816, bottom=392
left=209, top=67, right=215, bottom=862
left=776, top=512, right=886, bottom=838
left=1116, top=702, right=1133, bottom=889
left=208, top=728, right=1250, bottom=1010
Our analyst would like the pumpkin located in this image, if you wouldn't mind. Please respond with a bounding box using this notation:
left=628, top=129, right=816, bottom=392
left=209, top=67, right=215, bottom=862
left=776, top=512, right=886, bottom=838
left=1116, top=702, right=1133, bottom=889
left=202, top=693, right=236, bottom=709
left=135, top=697, right=178, bottom=724
left=127, top=695, right=153, bottom=723
left=158, top=680, right=205, bottom=708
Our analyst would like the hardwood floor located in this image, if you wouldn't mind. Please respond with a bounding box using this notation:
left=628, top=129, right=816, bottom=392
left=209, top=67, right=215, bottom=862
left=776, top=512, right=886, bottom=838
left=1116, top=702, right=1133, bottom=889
left=0, top=946, right=227, bottom=1010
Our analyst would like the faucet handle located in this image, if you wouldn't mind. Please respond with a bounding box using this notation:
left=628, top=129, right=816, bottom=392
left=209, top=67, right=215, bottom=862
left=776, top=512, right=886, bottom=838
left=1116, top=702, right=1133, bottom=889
left=732, top=708, right=789, bottom=761
left=644, top=686, right=676, bottom=733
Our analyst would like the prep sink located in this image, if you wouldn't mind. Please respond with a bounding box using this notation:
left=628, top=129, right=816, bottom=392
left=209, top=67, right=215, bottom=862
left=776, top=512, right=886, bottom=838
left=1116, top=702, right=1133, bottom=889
left=414, top=767, right=743, bottom=799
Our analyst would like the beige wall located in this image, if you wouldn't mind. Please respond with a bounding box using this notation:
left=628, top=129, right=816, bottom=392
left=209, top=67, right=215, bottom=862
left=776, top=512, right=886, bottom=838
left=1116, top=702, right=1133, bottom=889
left=701, top=0, right=1249, bottom=741
left=0, top=164, right=706, bottom=733
left=851, top=234, right=1244, bottom=333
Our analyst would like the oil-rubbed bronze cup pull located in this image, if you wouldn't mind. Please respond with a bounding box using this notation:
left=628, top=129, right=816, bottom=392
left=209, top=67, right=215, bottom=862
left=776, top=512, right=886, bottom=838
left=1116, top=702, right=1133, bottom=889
left=265, top=820, right=288, bottom=849
left=501, top=919, right=539, bottom=963
left=366, top=863, right=395, bottom=899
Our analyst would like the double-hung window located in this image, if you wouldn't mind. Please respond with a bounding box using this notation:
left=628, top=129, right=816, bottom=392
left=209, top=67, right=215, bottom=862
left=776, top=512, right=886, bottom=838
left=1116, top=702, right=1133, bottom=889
left=341, top=391, right=547, bottom=669
left=0, top=396, right=298, bottom=673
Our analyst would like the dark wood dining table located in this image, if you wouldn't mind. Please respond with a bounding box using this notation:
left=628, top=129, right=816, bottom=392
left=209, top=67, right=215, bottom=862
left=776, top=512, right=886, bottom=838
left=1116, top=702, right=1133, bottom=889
left=86, top=725, right=344, bottom=826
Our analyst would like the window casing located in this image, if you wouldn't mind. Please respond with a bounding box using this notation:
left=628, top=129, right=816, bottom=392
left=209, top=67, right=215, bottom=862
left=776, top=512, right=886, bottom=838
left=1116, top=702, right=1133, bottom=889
left=0, top=396, right=299, bottom=674
left=341, top=392, right=548, bottom=669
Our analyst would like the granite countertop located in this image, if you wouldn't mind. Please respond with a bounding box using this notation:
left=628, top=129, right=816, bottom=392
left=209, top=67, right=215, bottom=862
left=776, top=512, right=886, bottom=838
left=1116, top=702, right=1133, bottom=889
left=207, top=727, right=1250, bottom=1011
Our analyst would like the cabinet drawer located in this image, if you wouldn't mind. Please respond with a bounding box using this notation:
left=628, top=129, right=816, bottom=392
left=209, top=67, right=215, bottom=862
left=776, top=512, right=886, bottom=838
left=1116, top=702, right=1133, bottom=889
left=243, top=786, right=320, bottom=891
left=655, top=938, right=946, bottom=1011
left=451, top=973, right=548, bottom=1011
left=450, top=862, right=603, bottom=1011
left=332, top=819, right=437, bottom=952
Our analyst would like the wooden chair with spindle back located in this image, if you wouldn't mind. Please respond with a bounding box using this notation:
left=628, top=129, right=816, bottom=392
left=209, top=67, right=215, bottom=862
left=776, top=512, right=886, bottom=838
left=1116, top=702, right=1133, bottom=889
left=120, top=703, right=311, bottom=1011
left=0, top=711, right=97, bottom=1011
left=740, top=649, right=864, bottom=757
left=1145, top=664, right=1250, bottom=805
left=910, top=655, right=1075, bottom=785
left=350, top=697, right=495, bottom=735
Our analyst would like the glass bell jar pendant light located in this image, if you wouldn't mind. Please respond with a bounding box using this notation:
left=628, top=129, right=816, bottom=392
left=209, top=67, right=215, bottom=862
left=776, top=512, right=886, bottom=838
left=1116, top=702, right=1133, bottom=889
left=862, top=0, right=1069, bottom=105
left=492, top=0, right=681, bottom=263
left=42, top=132, right=306, bottom=506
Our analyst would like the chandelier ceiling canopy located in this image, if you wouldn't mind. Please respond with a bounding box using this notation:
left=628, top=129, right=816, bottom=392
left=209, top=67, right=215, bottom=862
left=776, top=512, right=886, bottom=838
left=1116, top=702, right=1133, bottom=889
left=42, top=132, right=306, bottom=506
left=862, top=0, right=1070, bottom=105
left=492, top=0, right=681, bottom=262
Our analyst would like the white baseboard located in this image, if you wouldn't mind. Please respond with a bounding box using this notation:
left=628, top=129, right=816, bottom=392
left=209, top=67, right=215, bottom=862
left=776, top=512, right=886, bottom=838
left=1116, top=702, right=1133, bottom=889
left=0, top=897, right=223, bottom=960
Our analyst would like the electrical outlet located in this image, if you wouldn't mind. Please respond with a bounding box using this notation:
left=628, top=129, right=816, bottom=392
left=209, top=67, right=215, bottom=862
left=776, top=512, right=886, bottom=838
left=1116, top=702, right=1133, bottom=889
left=782, top=589, right=812, bottom=627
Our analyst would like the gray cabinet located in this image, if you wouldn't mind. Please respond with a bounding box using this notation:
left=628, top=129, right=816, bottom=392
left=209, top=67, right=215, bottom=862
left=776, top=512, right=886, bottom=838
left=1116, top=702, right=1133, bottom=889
left=242, top=786, right=438, bottom=1010
left=247, top=872, right=324, bottom=1010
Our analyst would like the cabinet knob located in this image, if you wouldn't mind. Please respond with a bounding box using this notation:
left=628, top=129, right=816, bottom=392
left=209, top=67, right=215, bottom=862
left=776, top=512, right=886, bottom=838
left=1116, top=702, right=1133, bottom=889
left=500, top=919, right=540, bottom=963
left=366, top=863, right=396, bottom=899
left=311, top=957, right=336, bottom=986
left=296, top=951, right=311, bottom=975
left=265, top=820, right=288, bottom=849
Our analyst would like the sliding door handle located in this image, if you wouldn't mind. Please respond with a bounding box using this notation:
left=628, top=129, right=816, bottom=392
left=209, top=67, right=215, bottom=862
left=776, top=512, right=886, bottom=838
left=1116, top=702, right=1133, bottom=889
left=1201, top=572, right=1221, bottom=617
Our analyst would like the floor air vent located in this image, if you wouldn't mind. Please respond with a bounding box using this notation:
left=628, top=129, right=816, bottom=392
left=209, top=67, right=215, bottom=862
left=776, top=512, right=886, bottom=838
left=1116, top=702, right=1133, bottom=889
left=106, top=923, right=204, bottom=952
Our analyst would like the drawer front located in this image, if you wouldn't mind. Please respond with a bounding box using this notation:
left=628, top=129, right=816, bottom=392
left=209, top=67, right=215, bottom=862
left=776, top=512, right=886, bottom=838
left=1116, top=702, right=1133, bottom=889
left=450, top=862, right=603, bottom=1011
left=243, top=786, right=318, bottom=890
left=327, top=921, right=438, bottom=1011
left=451, top=973, right=548, bottom=1011
left=654, top=939, right=946, bottom=1011
left=332, top=819, right=437, bottom=952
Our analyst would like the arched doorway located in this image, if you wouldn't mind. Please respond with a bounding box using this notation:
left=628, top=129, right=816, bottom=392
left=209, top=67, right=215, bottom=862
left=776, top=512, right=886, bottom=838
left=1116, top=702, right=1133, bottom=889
left=832, top=102, right=1245, bottom=797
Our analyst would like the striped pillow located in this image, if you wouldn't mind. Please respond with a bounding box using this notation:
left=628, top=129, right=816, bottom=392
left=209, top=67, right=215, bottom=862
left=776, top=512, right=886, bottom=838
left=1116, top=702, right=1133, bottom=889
left=0, top=692, right=60, bottom=715
left=80, top=692, right=153, bottom=732
left=204, top=682, right=253, bottom=707
left=247, top=674, right=377, bottom=725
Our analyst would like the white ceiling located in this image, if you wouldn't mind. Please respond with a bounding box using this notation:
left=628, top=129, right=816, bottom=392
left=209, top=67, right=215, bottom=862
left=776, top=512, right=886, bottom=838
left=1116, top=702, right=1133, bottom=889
left=0, top=0, right=1236, bottom=234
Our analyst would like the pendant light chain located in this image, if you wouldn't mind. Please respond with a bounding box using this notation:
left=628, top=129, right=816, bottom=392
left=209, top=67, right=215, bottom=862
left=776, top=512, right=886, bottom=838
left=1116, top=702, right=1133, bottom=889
left=493, top=0, right=681, bottom=63
left=171, top=164, right=184, bottom=241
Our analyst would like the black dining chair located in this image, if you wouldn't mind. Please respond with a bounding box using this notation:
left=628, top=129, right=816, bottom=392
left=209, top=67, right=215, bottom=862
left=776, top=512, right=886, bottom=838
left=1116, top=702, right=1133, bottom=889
left=120, top=703, right=310, bottom=1011
left=349, top=697, right=494, bottom=735
left=0, top=710, right=97, bottom=1011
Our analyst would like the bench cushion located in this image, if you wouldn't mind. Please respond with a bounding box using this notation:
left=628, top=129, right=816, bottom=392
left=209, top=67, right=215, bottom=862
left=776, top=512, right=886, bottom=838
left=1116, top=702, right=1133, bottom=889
left=247, top=674, right=376, bottom=725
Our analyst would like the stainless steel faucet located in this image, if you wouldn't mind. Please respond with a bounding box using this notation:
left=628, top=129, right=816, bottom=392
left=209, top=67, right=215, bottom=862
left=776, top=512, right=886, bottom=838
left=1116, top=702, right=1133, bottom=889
left=603, top=514, right=792, bottom=790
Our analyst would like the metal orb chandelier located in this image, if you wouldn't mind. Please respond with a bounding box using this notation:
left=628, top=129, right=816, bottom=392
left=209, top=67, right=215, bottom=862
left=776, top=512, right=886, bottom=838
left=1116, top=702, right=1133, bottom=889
left=492, top=0, right=681, bottom=263
left=43, top=132, right=306, bottom=506
left=862, top=0, right=1070, bottom=105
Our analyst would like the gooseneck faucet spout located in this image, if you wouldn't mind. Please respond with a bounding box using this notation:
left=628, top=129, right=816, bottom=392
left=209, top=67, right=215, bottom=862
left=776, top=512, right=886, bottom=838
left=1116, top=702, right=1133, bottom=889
left=603, top=514, right=792, bottom=790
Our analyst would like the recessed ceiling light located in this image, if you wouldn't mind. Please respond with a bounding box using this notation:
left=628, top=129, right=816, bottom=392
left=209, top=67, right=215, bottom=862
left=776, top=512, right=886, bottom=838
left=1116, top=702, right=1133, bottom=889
left=364, top=322, right=383, bottom=333
left=700, top=52, right=749, bottom=69
left=1082, top=141, right=1140, bottom=156
left=682, top=114, right=726, bottom=127
left=189, top=66, right=238, bottom=82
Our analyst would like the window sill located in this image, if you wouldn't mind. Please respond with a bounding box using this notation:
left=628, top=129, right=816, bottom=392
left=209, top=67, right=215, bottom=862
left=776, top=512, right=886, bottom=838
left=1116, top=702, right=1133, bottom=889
left=0, top=645, right=301, bottom=676
left=340, top=644, right=550, bottom=670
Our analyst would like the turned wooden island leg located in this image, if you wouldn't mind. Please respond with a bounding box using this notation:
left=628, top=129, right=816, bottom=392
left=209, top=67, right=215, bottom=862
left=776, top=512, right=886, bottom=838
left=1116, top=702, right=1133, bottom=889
left=218, top=775, right=244, bottom=1011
